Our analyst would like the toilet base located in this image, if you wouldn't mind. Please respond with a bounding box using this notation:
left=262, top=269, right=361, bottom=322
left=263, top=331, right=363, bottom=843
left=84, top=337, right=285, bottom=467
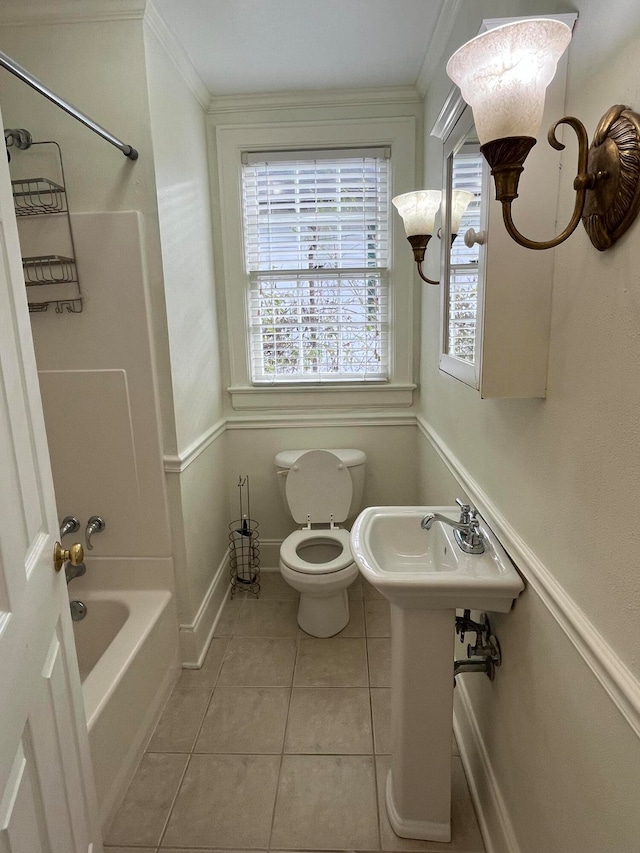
left=279, top=560, right=358, bottom=638
left=298, top=589, right=349, bottom=637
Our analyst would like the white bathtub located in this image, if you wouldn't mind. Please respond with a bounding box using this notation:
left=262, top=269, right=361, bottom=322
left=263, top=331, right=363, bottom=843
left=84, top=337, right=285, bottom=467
left=71, top=589, right=179, bottom=830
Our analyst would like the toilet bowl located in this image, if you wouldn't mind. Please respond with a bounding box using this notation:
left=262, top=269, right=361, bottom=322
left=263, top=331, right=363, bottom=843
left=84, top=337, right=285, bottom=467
left=275, top=449, right=366, bottom=638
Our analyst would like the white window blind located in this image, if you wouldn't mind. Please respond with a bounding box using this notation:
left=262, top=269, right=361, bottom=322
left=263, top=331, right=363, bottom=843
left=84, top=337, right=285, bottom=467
left=241, top=150, right=390, bottom=383
left=447, top=150, right=483, bottom=363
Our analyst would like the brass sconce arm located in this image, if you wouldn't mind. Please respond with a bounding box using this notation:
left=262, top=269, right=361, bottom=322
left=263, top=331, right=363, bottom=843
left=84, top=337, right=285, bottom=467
left=407, top=234, right=439, bottom=284
left=480, top=105, right=640, bottom=252
left=407, top=233, right=461, bottom=285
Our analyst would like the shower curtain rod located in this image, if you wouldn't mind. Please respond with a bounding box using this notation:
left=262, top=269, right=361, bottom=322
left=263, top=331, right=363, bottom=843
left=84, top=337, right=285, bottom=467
left=0, top=49, right=138, bottom=160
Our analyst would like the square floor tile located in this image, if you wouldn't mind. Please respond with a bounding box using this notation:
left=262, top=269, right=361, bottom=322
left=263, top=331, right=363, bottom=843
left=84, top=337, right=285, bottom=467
left=367, top=638, right=391, bottom=687
left=371, top=687, right=391, bottom=754
left=162, top=754, right=280, bottom=849
left=195, top=687, right=290, bottom=753
left=147, top=687, right=211, bottom=753
left=365, top=599, right=391, bottom=637
left=234, top=599, right=299, bottom=637
left=284, top=688, right=372, bottom=754
left=105, top=753, right=187, bottom=847
left=271, top=754, right=379, bottom=850
left=218, top=638, right=297, bottom=686
left=375, top=755, right=485, bottom=852
left=362, top=577, right=385, bottom=600
left=294, top=638, right=368, bottom=687
left=213, top=598, right=245, bottom=637
left=255, top=571, right=299, bottom=599
left=177, top=638, right=229, bottom=688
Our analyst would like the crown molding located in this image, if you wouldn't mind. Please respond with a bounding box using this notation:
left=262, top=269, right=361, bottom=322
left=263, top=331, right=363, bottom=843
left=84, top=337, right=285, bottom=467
left=0, top=0, right=147, bottom=27
left=143, top=1, right=210, bottom=110
left=415, top=0, right=463, bottom=97
left=208, top=85, right=422, bottom=116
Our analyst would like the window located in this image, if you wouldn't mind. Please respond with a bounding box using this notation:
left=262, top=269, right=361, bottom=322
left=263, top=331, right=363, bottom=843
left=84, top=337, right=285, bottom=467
left=241, top=150, right=390, bottom=383
left=215, top=117, right=417, bottom=410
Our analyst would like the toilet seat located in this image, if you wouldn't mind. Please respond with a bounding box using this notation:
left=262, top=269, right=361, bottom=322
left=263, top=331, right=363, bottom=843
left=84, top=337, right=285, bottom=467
left=280, top=528, right=353, bottom=575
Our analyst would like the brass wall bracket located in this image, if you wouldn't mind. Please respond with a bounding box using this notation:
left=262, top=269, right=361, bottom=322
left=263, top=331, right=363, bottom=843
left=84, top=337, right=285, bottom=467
left=582, top=105, right=640, bottom=250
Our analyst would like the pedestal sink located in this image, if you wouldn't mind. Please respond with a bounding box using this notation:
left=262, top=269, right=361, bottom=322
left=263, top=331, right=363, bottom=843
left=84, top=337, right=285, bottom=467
left=350, top=506, right=524, bottom=842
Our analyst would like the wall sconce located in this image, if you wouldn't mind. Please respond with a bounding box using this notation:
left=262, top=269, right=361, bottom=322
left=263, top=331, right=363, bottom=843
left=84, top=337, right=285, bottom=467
left=393, top=189, right=473, bottom=284
left=446, top=18, right=640, bottom=251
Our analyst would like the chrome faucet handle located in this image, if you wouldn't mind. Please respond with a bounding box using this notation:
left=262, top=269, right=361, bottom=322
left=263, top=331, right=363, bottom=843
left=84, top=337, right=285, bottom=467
left=455, top=498, right=471, bottom=524
left=59, top=515, right=80, bottom=538
left=85, top=516, right=106, bottom=551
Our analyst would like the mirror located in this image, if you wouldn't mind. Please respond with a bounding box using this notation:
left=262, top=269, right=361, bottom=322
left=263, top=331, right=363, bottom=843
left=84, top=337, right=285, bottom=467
left=440, top=106, right=488, bottom=388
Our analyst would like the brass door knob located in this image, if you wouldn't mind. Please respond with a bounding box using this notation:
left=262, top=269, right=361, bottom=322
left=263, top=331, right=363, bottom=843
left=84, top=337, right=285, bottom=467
left=53, top=541, right=84, bottom=572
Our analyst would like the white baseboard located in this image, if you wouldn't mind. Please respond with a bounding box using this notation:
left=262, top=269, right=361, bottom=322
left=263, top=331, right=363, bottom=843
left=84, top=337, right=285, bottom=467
left=179, top=552, right=231, bottom=667
left=453, top=681, right=521, bottom=853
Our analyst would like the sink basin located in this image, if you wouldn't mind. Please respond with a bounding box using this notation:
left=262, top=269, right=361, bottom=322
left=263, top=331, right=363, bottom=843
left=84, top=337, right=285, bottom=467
left=350, top=505, right=524, bottom=611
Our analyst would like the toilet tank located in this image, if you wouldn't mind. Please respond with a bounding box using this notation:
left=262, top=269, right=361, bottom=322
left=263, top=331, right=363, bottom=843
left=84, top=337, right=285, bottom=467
left=274, top=449, right=366, bottom=520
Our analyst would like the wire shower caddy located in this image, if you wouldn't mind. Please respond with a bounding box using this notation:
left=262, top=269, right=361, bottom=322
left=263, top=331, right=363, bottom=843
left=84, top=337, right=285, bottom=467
left=7, top=134, right=82, bottom=314
left=229, top=475, right=260, bottom=598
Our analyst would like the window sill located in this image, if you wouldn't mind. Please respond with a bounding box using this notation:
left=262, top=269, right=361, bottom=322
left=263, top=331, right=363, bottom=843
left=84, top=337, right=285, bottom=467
left=228, top=383, right=416, bottom=411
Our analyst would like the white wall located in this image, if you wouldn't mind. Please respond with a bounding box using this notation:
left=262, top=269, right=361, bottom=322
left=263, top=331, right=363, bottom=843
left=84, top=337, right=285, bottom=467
left=143, top=12, right=228, bottom=664
left=420, top=1, right=640, bottom=850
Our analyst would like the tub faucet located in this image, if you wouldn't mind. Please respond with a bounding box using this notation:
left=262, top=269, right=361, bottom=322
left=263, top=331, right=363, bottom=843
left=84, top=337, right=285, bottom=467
left=59, top=515, right=80, bottom=538
left=85, top=515, right=106, bottom=550
left=421, top=499, right=485, bottom=554
left=65, top=561, right=86, bottom=585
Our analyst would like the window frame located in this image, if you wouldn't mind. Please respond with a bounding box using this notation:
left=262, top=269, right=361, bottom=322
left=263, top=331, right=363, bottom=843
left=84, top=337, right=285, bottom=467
left=216, top=118, right=417, bottom=410
left=439, top=107, right=489, bottom=390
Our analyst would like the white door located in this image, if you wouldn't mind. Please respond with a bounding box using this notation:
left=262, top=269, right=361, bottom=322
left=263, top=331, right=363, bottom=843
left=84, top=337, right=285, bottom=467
left=0, top=109, right=103, bottom=850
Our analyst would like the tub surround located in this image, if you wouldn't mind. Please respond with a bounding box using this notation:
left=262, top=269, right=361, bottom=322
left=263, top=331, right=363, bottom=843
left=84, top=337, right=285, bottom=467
left=70, top=586, right=179, bottom=831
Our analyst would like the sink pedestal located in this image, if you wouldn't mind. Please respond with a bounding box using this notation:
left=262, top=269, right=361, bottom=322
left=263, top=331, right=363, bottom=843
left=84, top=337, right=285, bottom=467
left=387, top=604, right=454, bottom=842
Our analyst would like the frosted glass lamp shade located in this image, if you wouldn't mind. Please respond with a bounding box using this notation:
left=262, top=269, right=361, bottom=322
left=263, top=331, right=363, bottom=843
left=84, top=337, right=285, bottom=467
left=450, top=190, right=474, bottom=233
left=446, top=19, right=572, bottom=145
left=392, top=190, right=442, bottom=236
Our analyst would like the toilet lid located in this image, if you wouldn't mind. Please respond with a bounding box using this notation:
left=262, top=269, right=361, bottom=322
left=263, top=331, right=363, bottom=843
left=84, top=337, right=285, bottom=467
left=285, top=450, right=352, bottom=524
left=280, top=528, right=353, bottom=574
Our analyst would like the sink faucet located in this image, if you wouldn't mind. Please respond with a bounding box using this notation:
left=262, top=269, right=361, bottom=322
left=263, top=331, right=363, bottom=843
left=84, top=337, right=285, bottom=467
left=421, top=499, right=485, bottom=554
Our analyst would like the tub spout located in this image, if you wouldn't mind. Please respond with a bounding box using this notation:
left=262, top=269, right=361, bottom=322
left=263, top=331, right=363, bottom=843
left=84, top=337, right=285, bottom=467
left=65, top=561, right=86, bottom=585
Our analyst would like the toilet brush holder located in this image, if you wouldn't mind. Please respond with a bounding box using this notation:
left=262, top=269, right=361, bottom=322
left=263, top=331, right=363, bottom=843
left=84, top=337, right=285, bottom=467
left=229, top=518, right=260, bottom=597
left=229, top=475, right=260, bottom=597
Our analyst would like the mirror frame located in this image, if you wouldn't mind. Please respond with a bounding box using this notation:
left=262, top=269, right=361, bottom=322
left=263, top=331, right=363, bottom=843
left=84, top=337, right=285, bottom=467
left=436, top=97, right=489, bottom=389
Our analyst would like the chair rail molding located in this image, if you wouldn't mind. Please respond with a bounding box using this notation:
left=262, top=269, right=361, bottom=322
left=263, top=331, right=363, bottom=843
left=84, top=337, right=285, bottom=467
left=163, top=418, right=226, bottom=473
left=416, top=413, right=640, bottom=738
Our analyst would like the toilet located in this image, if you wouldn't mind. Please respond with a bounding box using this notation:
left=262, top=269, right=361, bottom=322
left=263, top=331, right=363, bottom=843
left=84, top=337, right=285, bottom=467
left=275, top=448, right=366, bottom=638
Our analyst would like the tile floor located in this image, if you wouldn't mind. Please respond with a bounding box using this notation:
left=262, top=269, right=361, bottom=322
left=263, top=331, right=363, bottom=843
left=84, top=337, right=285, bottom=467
left=105, top=572, right=485, bottom=853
